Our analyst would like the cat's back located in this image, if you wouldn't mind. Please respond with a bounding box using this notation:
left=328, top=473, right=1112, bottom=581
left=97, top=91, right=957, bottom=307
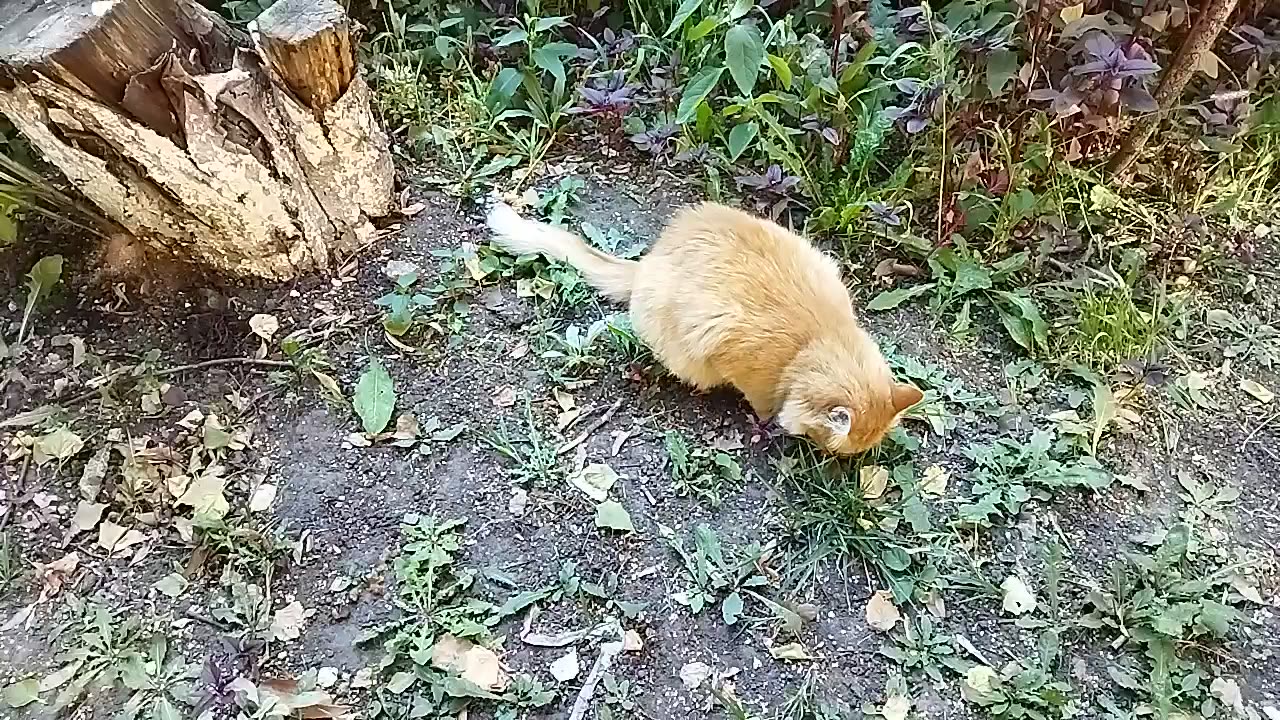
left=643, top=202, right=849, bottom=317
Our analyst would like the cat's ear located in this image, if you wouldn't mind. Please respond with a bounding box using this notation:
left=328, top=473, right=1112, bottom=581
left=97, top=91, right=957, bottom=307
left=891, top=383, right=924, bottom=412
left=825, top=406, right=852, bottom=436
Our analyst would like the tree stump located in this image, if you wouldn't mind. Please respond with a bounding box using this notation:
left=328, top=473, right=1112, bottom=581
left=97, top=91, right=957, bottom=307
left=0, top=0, right=395, bottom=280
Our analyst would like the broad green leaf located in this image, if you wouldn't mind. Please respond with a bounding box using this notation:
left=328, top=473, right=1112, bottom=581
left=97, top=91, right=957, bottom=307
left=493, top=28, right=528, bottom=47
left=725, top=23, right=765, bottom=96
left=950, top=257, right=992, bottom=296
left=533, top=16, right=569, bottom=32
left=353, top=360, right=396, bottom=435
left=154, top=696, right=182, bottom=720
left=687, top=16, right=719, bottom=40
left=594, top=500, right=634, bottom=532
left=992, top=291, right=1048, bottom=353
left=866, top=283, right=936, bottom=311
left=1195, top=600, right=1240, bottom=637
left=729, top=0, right=753, bottom=19
left=676, top=66, right=724, bottom=124
left=766, top=54, right=793, bottom=89
left=664, top=0, right=703, bottom=37
left=986, top=49, right=1019, bottom=96
left=1147, top=638, right=1175, bottom=720
left=726, top=121, right=758, bottom=160
left=3, top=679, right=39, bottom=708
left=721, top=591, right=745, bottom=624
left=486, top=67, right=522, bottom=111
left=1152, top=602, right=1199, bottom=636
left=26, top=254, right=63, bottom=304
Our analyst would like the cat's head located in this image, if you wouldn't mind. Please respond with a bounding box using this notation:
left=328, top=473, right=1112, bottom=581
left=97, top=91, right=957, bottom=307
left=778, top=382, right=922, bottom=455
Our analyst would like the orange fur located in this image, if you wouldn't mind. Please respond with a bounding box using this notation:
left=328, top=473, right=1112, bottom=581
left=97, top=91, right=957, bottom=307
left=486, top=201, right=923, bottom=454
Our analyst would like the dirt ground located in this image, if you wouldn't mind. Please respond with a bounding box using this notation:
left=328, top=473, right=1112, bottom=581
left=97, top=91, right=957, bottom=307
left=1, top=163, right=1277, bottom=720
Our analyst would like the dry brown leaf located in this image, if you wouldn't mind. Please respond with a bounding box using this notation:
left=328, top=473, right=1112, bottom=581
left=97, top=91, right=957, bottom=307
left=883, top=695, right=911, bottom=720
left=269, top=601, right=308, bottom=642
left=865, top=590, right=901, bottom=632
left=860, top=465, right=889, bottom=500
left=1001, top=576, right=1037, bottom=615
left=1241, top=379, right=1274, bottom=404
left=431, top=633, right=510, bottom=691
left=97, top=521, right=146, bottom=555
left=70, top=501, right=107, bottom=533
left=492, top=386, right=517, bottom=408
left=921, top=465, right=950, bottom=497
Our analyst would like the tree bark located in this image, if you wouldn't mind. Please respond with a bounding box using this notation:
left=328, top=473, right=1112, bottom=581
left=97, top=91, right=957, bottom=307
left=0, top=0, right=394, bottom=280
left=1107, top=0, right=1242, bottom=179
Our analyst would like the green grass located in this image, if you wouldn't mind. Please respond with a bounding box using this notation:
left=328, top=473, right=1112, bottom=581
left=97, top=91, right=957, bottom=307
left=483, top=398, right=562, bottom=487
left=1052, top=270, right=1182, bottom=372
left=0, top=531, right=14, bottom=600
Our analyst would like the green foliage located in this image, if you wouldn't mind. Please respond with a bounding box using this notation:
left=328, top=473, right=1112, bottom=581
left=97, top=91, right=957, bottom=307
left=663, top=429, right=743, bottom=506
left=353, top=359, right=397, bottom=435
left=955, top=429, right=1111, bottom=528
left=1079, top=523, right=1253, bottom=719
left=483, top=397, right=561, bottom=487
left=360, top=516, right=557, bottom=719
left=660, top=523, right=772, bottom=625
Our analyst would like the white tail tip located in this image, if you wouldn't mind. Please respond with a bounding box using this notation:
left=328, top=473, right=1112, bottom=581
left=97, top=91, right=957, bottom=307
left=486, top=202, right=524, bottom=237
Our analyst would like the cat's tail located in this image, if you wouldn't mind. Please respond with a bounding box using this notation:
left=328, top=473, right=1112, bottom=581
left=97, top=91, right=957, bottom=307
left=485, top=202, right=636, bottom=303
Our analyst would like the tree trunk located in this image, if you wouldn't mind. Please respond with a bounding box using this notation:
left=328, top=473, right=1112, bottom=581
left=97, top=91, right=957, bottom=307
left=1107, top=0, right=1242, bottom=179
left=0, top=0, right=394, bottom=280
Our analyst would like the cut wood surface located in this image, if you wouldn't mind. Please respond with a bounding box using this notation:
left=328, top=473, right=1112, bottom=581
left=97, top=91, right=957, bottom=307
left=0, top=0, right=393, bottom=280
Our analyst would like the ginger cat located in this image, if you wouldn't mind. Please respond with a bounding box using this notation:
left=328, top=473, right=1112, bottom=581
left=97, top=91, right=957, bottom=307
left=486, top=201, right=923, bottom=455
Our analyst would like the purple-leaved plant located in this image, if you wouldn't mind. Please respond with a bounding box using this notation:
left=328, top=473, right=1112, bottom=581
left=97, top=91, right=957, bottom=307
left=571, top=71, right=640, bottom=144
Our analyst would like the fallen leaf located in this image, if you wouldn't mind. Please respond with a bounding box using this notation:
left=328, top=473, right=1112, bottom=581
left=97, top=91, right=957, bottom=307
left=269, top=601, right=307, bottom=642
left=1229, top=574, right=1264, bottom=604
left=385, top=671, right=414, bottom=694
left=38, top=662, right=80, bottom=692
left=860, top=465, right=889, bottom=500
left=153, top=573, right=188, bottom=598
left=383, top=259, right=418, bottom=279
left=866, top=590, right=901, bottom=632
left=248, top=482, right=278, bottom=513
left=97, top=521, right=146, bottom=555
left=249, top=314, right=279, bottom=341
left=679, top=661, right=712, bottom=690
left=769, top=642, right=811, bottom=661
left=175, top=466, right=229, bottom=521
left=79, top=446, right=109, bottom=501
left=69, top=501, right=107, bottom=534
left=1001, top=576, right=1037, bottom=615
left=623, top=629, right=643, bottom=652
left=883, top=695, right=911, bottom=720
left=1210, top=677, right=1245, bottom=717
left=1241, top=379, right=1274, bottom=403
left=594, top=500, right=634, bottom=533
left=353, top=360, right=396, bottom=435
left=316, top=667, right=339, bottom=689
left=921, top=465, right=949, bottom=497
left=431, top=634, right=510, bottom=691
left=963, top=666, right=999, bottom=699
left=32, top=427, right=83, bottom=466
left=508, top=488, right=528, bottom=517
left=553, top=388, right=575, bottom=412
left=3, top=678, right=39, bottom=708
left=569, top=463, right=619, bottom=502
left=492, top=386, right=517, bottom=408
left=549, top=650, right=580, bottom=682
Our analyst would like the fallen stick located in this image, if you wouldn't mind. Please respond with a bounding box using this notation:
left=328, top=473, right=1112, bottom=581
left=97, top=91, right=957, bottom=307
left=556, top=399, right=623, bottom=456
left=566, top=641, right=624, bottom=720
